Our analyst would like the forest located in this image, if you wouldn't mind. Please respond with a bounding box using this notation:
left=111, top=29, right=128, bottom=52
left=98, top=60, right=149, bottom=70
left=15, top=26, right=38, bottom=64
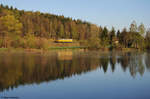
left=0, top=4, right=150, bottom=50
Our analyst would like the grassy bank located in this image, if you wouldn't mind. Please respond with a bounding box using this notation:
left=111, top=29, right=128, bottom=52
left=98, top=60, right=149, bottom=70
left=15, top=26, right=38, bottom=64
left=49, top=46, right=86, bottom=49
left=0, top=47, right=146, bottom=53
left=0, top=48, right=8, bottom=51
left=0, top=46, right=86, bottom=53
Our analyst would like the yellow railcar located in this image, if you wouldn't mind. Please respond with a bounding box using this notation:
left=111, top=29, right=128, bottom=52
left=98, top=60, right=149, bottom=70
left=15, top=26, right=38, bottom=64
left=55, top=39, right=73, bottom=43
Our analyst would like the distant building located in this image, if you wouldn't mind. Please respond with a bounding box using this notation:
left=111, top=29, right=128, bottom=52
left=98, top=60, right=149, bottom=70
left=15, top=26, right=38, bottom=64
left=113, top=38, right=119, bottom=44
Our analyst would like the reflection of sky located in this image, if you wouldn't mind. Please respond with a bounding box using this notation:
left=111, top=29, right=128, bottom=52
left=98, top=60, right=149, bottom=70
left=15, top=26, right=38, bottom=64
left=1, top=63, right=150, bottom=99
left=0, top=0, right=150, bottom=30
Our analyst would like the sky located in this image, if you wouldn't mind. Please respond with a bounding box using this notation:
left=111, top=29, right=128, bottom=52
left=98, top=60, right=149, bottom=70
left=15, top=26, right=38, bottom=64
left=0, top=0, right=150, bottom=30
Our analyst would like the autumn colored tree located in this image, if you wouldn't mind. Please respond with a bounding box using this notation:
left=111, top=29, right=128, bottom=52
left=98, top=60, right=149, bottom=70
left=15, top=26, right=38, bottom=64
left=130, top=21, right=138, bottom=32
left=0, top=14, right=22, bottom=47
left=58, top=24, right=65, bottom=38
left=138, top=23, right=145, bottom=36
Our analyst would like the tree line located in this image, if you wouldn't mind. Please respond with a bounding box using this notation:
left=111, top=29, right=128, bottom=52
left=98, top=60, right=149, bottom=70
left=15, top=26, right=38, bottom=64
left=0, top=4, right=150, bottom=49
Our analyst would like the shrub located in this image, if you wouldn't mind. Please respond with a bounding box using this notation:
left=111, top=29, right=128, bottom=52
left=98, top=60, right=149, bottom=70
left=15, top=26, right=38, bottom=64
left=35, top=38, right=49, bottom=50
left=24, top=34, right=36, bottom=48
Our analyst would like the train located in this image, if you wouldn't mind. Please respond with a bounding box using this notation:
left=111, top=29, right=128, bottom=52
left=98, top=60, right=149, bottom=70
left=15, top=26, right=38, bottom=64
left=55, top=39, right=73, bottom=43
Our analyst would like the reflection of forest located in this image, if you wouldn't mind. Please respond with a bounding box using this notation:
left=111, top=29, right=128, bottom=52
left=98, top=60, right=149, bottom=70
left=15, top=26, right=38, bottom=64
left=0, top=51, right=150, bottom=92
left=57, top=51, right=73, bottom=60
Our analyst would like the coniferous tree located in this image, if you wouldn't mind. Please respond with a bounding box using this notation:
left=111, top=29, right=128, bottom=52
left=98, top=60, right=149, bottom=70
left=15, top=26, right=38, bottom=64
left=109, top=27, right=116, bottom=44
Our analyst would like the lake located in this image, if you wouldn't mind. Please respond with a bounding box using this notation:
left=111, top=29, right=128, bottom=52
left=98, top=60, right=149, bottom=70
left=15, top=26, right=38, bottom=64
left=0, top=50, right=150, bottom=99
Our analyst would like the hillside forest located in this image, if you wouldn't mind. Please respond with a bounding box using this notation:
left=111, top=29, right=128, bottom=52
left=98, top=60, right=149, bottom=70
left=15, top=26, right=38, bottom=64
left=0, top=4, right=150, bottom=50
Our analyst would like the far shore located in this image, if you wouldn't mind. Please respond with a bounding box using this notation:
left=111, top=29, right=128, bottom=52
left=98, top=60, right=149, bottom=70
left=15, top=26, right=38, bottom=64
left=0, top=47, right=146, bottom=53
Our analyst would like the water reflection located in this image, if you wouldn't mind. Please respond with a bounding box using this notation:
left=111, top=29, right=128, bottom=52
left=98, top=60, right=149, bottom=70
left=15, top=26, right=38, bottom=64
left=0, top=51, right=149, bottom=92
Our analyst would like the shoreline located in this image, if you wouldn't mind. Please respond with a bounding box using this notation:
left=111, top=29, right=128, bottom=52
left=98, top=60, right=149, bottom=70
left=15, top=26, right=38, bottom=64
left=0, top=47, right=146, bottom=53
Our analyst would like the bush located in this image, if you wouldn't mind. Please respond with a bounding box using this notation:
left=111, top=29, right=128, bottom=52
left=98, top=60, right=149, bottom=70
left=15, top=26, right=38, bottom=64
left=24, top=34, right=36, bottom=48
left=79, top=40, right=88, bottom=47
left=88, top=37, right=101, bottom=49
left=11, top=36, right=24, bottom=48
left=35, top=38, right=49, bottom=50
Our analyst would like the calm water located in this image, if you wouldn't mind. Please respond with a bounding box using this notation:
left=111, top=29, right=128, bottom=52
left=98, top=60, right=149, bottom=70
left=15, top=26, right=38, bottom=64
left=0, top=50, right=150, bottom=99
